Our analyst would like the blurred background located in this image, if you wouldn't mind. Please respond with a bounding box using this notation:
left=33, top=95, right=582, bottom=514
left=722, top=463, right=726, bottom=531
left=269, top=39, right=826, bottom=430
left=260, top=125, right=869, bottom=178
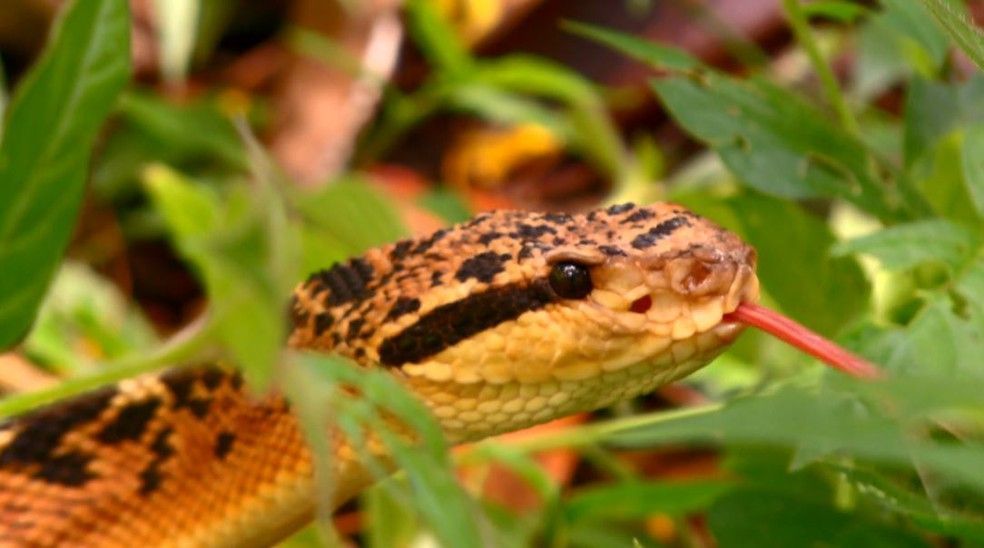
left=1, top=0, right=983, bottom=546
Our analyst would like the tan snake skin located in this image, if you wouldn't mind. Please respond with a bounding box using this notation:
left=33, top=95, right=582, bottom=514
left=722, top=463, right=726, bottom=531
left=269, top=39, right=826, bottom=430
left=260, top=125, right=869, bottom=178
left=0, top=202, right=759, bottom=546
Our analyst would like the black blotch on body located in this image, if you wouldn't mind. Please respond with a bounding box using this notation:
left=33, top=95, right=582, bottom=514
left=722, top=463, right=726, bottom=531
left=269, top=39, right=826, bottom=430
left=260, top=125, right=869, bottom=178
left=630, top=216, right=691, bottom=249
left=379, top=280, right=556, bottom=366
left=0, top=385, right=117, bottom=468
left=214, top=432, right=236, bottom=460
left=390, top=240, right=413, bottom=261
left=478, top=232, right=502, bottom=245
left=310, top=258, right=375, bottom=307
left=138, top=463, right=163, bottom=496
left=455, top=251, right=511, bottom=283
left=346, top=318, right=366, bottom=341
left=606, top=203, right=635, bottom=215
left=386, top=297, right=421, bottom=321
left=413, top=228, right=448, bottom=255
left=312, top=313, right=334, bottom=336
left=621, top=209, right=655, bottom=224
left=32, top=451, right=94, bottom=487
left=599, top=245, right=626, bottom=257
left=515, top=223, right=556, bottom=239
left=150, top=428, right=174, bottom=459
left=97, top=398, right=162, bottom=444
left=161, top=367, right=214, bottom=418
left=201, top=368, right=224, bottom=390
left=430, top=271, right=444, bottom=287
left=186, top=398, right=212, bottom=419
left=543, top=212, right=573, bottom=224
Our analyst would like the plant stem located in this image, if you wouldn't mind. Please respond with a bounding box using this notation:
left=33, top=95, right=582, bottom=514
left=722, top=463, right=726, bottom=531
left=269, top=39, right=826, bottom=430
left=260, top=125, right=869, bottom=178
left=0, top=315, right=216, bottom=417
left=782, top=0, right=860, bottom=136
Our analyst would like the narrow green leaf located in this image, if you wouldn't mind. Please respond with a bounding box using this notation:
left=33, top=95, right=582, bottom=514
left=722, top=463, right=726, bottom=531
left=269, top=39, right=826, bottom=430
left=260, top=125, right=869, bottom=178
left=832, top=219, right=979, bottom=272
left=404, top=0, right=472, bottom=73
left=801, top=1, right=869, bottom=22
left=0, top=0, right=131, bottom=348
left=563, top=21, right=700, bottom=71
left=920, top=0, right=984, bottom=70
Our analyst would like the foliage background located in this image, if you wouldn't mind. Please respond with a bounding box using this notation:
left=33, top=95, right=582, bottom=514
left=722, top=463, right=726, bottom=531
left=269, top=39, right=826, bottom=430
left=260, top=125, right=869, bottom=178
left=0, top=0, right=982, bottom=546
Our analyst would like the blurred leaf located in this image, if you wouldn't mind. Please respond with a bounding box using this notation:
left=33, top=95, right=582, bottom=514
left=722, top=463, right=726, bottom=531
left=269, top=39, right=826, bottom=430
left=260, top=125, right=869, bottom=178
left=93, top=91, right=247, bottom=201
left=832, top=219, right=979, bottom=272
left=903, top=76, right=984, bottom=166
left=801, top=1, right=869, bottom=22
left=404, top=0, right=472, bottom=73
left=840, top=465, right=984, bottom=542
left=417, top=189, right=471, bottom=224
left=708, top=488, right=929, bottom=547
left=0, top=0, right=131, bottom=348
left=920, top=0, right=984, bottom=70
left=291, top=353, right=485, bottom=548
left=152, top=0, right=199, bottom=82
left=879, top=0, right=949, bottom=76
left=144, top=164, right=294, bottom=388
left=563, top=480, right=732, bottom=522
left=293, top=177, right=406, bottom=255
left=607, top=378, right=984, bottom=493
left=564, top=21, right=700, bottom=71
left=24, top=262, right=158, bottom=375
left=363, top=485, right=420, bottom=548
left=962, top=124, right=984, bottom=217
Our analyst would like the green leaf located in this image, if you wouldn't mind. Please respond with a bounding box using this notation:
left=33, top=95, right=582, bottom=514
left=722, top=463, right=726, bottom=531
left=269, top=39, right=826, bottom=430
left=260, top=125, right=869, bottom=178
left=563, top=480, right=732, bottom=522
left=563, top=21, right=700, bottom=71
left=144, top=164, right=294, bottom=388
left=920, top=0, right=984, bottom=71
left=708, top=488, right=929, bottom=547
left=903, top=76, right=984, bottom=167
left=801, top=1, right=869, bottom=23
left=879, top=0, right=950, bottom=76
left=404, top=0, right=471, bottom=73
left=0, top=0, right=131, bottom=348
left=962, top=124, right=984, bottom=217
left=653, top=74, right=908, bottom=220
left=290, top=354, right=484, bottom=548
left=832, top=219, right=979, bottom=272
left=24, top=262, right=158, bottom=375
left=293, top=177, right=407, bottom=258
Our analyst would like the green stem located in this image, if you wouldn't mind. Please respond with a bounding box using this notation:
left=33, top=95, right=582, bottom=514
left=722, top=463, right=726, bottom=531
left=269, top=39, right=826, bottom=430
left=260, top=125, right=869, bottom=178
left=459, top=403, right=724, bottom=463
left=782, top=0, right=860, bottom=136
left=0, top=315, right=217, bottom=417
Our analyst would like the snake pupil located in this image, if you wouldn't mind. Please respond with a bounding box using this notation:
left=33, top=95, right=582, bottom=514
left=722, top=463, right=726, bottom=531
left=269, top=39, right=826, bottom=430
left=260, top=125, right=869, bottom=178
left=549, top=262, right=593, bottom=299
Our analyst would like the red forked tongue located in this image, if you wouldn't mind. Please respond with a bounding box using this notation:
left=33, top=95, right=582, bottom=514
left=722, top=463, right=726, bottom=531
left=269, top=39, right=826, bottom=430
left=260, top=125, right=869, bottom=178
left=723, top=302, right=883, bottom=379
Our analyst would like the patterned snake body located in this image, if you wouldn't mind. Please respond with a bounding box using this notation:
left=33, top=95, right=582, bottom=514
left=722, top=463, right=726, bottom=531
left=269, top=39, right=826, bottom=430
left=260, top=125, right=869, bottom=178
left=0, top=202, right=759, bottom=546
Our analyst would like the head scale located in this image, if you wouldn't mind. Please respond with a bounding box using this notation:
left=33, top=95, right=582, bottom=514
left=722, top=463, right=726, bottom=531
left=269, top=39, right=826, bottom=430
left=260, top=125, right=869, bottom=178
left=290, top=202, right=758, bottom=441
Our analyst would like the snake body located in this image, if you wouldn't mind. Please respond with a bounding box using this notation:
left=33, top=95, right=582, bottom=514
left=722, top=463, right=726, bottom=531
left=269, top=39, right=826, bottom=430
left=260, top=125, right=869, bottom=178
left=0, top=202, right=758, bottom=546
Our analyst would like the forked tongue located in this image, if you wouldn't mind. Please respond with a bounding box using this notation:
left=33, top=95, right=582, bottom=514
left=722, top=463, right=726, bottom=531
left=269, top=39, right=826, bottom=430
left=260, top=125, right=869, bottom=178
left=723, top=303, right=882, bottom=379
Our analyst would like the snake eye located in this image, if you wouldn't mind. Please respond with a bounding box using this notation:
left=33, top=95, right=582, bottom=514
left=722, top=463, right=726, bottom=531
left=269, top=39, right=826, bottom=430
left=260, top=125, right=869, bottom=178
left=549, top=262, right=593, bottom=299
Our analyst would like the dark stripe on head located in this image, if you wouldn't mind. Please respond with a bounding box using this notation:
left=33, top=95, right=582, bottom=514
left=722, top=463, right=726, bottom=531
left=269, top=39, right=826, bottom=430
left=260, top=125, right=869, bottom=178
left=631, top=216, right=690, bottom=249
left=309, top=258, right=375, bottom=306
left=379, top=280, right=556, bottom=366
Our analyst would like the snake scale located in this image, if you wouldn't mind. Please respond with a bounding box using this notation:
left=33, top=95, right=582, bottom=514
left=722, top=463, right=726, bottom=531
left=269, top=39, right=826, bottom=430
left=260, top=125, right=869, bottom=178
left=0, top=202, right=759, bottom=546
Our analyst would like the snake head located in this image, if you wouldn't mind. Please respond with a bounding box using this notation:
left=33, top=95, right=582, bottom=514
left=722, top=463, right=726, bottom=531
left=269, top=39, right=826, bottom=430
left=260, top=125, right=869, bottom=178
left=291, top=202, right=759, bottom=441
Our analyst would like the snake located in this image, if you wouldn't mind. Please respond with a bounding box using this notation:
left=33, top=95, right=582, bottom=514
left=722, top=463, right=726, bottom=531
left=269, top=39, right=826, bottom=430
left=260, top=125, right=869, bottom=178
left=0, top=202, right=759, bottom=546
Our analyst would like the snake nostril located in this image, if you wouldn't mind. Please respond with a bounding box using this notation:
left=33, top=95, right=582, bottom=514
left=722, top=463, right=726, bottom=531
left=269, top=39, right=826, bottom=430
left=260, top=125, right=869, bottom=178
left=684, top=262, right=713, bottom=291
left=630, top=294, right=652, bottom=313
